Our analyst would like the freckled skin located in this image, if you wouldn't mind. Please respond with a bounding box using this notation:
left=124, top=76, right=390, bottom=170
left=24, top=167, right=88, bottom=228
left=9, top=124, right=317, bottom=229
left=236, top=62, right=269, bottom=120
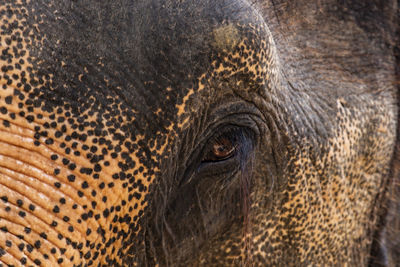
left=0, top=0, right=398, bottom=266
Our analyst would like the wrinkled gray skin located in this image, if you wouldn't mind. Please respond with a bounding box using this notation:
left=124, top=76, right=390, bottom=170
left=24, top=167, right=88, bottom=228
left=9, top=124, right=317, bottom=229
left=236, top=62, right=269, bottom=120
left=0, top=0, right=398, bottom=266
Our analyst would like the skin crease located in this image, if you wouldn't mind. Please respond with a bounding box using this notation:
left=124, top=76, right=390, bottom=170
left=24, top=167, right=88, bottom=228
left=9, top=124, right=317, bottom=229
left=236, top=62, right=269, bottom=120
left=0, top=0, right=398, bottom=266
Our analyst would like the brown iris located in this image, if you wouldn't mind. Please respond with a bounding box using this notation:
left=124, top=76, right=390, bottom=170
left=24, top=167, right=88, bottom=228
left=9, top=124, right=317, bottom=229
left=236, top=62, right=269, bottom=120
left=205, top=136, right=237, bottom=162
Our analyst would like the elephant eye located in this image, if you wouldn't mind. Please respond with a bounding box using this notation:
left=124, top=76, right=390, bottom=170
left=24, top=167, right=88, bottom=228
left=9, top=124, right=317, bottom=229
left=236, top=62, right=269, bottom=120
left=204, top=136, right=237, bottom=162
left=202, top=128, right=243, bottom=163
left=212, top=137, right=236, bottom=159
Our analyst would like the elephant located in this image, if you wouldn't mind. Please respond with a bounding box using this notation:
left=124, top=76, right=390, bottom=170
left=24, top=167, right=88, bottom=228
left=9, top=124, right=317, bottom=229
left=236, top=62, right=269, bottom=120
left=0, top=0, right=398, bottom=266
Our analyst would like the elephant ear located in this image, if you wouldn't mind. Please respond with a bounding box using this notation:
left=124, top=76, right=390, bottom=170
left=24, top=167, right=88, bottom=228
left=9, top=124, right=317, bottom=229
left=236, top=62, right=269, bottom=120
left=374, top=6, right=400, bottom=264
left=256, top=0, right=400, bottom=265
left=372, top=86, right=400, bottom=266
left=383, top=24, right=400, bottom=266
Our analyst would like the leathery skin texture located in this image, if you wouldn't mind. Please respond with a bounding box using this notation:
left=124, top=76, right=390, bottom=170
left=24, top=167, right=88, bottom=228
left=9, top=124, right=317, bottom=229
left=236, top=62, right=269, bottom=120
left=0, top=0, right=398, bottom=266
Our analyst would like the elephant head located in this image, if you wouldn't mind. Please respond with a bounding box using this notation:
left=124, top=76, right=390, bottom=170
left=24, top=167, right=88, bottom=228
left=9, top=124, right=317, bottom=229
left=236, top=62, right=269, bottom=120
left=0, top=0, right=398, bottom=266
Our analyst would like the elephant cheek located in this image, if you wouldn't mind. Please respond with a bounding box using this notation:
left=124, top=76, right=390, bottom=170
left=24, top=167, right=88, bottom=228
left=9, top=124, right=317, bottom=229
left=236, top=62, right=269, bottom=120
left=0, top=114, right=152, bottom=265
left=0, top=120, right=86, bottom=265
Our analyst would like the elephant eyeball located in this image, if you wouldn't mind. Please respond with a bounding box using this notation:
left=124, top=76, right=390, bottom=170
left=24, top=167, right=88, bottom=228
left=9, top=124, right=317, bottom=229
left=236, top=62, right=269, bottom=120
left=213, top=138, right=235, bottom=157
left=205, top=136, right=237, bottom=162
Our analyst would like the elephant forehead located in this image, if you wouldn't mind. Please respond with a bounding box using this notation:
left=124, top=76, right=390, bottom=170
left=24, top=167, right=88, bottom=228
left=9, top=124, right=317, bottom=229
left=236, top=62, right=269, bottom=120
left=22, top=0, right=271, bottom=126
